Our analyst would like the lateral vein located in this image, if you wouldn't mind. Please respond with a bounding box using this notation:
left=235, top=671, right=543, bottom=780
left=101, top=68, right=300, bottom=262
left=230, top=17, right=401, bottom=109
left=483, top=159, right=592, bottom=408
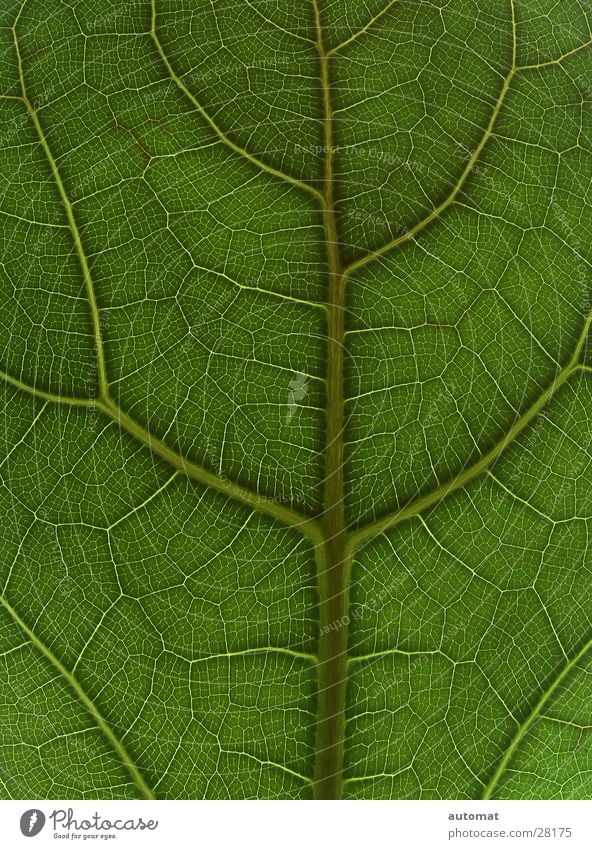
left=328, top=0, right=400, bottom=56
left=12, top=15, right=109, bottom=399
left=0, top=592, right=156, bottom=800
left=482, top=634, right=592, bottom=799
left=0, top=367, right=321, bottom=540
left=343, top=3, right=518, bottom=278
left=349, top=310, right=592, bottom=549
left=97, top=397, right=322, bottom=542
left=150, top=0, right=323, bottom=202
left=0, top=368, right=94, bottom=407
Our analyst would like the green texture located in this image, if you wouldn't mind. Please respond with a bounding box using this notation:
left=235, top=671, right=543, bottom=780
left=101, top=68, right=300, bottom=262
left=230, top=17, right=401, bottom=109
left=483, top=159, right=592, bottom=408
left=0, top=0, right=592, bottom=801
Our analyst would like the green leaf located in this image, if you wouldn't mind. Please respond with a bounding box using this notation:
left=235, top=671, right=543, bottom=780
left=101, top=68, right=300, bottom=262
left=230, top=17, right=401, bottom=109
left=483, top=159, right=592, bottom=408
left=0, top=0, right=591, bottom=800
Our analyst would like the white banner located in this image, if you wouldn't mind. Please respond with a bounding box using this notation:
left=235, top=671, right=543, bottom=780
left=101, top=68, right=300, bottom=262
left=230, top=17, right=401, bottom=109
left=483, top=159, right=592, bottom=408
left=0, top=800, right=590, bottom=849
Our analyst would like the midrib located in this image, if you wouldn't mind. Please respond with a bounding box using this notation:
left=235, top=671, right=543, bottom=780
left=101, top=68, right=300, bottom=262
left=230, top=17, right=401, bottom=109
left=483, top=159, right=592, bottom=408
left=313, top=0, right=351, bottom=800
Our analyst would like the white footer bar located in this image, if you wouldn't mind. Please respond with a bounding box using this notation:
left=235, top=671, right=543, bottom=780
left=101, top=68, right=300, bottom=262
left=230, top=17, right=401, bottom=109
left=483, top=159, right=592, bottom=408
left=0, top=800, right=590, bottom=848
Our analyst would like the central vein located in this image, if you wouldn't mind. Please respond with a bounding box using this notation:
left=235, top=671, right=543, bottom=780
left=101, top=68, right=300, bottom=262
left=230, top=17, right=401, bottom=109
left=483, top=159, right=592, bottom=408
left=313, top=0, right=351, bottom=801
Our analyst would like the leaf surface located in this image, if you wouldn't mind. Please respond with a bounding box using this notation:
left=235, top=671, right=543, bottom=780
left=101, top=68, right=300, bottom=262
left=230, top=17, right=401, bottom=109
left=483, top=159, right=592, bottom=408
left=1, top=0, right=592, bottom=800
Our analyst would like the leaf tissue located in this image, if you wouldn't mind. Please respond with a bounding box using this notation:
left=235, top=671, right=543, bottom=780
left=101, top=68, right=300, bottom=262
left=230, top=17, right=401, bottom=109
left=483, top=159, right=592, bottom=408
left=1, top=0, right=592, bottom=801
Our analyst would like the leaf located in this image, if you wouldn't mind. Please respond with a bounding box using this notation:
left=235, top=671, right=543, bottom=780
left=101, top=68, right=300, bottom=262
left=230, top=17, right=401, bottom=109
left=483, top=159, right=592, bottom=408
left=0, top=0, right=591, bottom=801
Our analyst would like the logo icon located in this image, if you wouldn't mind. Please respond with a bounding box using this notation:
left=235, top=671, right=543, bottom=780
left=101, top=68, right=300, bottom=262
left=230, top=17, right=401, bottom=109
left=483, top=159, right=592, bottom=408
left=19, top=810, right=45, bottom=837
